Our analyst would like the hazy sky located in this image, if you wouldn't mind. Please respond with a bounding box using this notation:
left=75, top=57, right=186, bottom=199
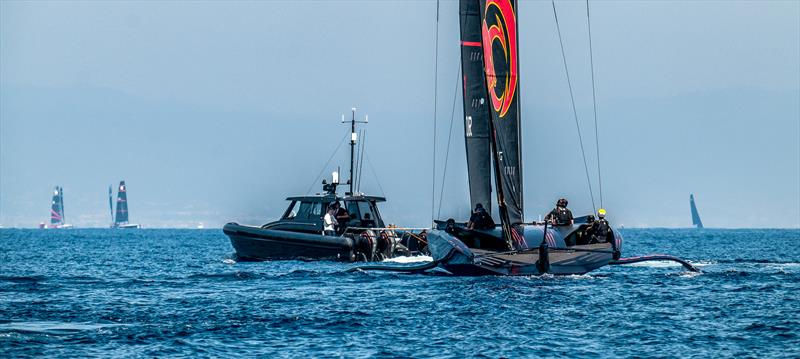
left=1, top=0, right=798, bottom=228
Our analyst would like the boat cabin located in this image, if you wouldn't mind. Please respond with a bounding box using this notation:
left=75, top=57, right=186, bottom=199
left=262, top=194, right=386, bottom=234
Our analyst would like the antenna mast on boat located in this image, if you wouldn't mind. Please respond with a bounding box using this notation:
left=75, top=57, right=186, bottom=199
left=341, top=108, right=368, bottom=196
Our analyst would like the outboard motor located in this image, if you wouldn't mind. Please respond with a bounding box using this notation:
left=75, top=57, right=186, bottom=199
left=354, top=230, right=378, bottom=262
left=376, top=231, right=395, bottom=260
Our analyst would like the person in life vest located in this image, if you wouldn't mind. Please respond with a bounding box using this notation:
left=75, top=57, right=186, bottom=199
left=467, top=203, right=495, bottom=230
left=545, top=198, right=573, bottom=226
left=323, top=204, right=338, bottom=236
left=589, top=208, right=611, bottom=243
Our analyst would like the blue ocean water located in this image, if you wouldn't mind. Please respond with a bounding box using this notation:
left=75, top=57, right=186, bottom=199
left=1, top=228, right=798, bottom=358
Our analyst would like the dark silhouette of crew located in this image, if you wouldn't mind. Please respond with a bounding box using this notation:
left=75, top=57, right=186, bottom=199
left=588, top=208, right=611, bottom=243
left=467, top=203, right=495, bottom=230
left=332, top=202, right=350, bottom=234
left=546, top=198, right=573, bottom=226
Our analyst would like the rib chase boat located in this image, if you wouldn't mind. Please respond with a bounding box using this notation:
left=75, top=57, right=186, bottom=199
left=224, top=110, right=427, bottom=262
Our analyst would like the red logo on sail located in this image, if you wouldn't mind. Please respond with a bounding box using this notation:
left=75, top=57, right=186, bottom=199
left=482, top=0, right=517, bottom=118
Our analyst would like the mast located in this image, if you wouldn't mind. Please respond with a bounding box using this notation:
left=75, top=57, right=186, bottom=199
left=479, top=0, right=524, bottom=249
left=341, top=108, right=368, bottom=196
left=60, top=187, right=66, bottom=225
left=460, top=0, right=493, bottom=216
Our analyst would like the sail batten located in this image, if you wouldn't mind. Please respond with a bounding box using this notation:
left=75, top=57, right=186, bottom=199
left=460, top=0, right=493, bottom=216
left=479, top=0, right=524, bottom=248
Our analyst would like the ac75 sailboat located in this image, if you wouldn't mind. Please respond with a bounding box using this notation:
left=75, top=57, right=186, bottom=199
left=110, top=181, right=140, bottom=229
left=39, top=186, right=73, bottom=229
left=417, top=0, right=697, bottom=276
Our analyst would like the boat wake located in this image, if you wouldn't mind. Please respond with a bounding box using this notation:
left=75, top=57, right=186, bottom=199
left=0, top=321, right=127, bottom=335
left=621, top=260, right=713, bottom=268
left=382, top=255, right=433, bottom=264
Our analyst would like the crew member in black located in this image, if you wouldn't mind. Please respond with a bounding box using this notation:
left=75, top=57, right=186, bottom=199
left=467, top=203, right=495, bottom=230
left=589, top=208, right=611, bottom=243
left=332, top=202, right=350, bottom=234
left=545, top=198, right=573, bottom=226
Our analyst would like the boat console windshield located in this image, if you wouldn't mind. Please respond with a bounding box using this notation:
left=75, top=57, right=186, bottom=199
left=265, top=194, right=386, bottom=235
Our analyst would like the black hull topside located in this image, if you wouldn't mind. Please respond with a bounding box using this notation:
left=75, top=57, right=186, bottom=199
left=224, top=223, right=355, bottom=262
left=427, top=223, right=622, bottom=276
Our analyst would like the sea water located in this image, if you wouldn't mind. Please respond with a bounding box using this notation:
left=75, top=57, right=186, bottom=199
left=1, top=228, right=798, bottom=358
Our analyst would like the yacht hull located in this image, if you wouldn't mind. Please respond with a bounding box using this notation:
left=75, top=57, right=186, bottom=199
left=427, top=227, right=617, bottom=276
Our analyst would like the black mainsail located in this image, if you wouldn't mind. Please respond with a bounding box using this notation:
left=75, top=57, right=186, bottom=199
left=460, top=0, right=493, bottom=215
left=115, top=181, right=130, bottom=226
left=50, top=186, right=65, bottom=226
left=479, top=0, right=524, bottom=248
left=690, top=194, right=704, bottom=229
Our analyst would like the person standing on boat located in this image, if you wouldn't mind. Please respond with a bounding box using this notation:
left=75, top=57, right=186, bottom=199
left=467, top=203, right=495, bottom=230
left=323, top=204, right=338, bottom=236
left=546, top=198, right=573, bottom=226
left=333, top=202, right=350, bottom=234
left=334, top=202, right=349, bottom=223
left=589, top=209, right=611, bottom=243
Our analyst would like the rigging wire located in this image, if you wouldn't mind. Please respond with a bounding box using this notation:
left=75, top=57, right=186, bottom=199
left=552, top=0, right=597, bottom=213
left=305, top=131, right=349, bottom=194
left=431, top=0, right=440, bottom=226
left=586, top=0, right=603, bottom=209
left=364, top=153, right=386, bottom=198
left=353, top=129, right=361, bottom=191
left=437, top=62, right=463, bottom=219
left=356, top=129, right=366, bottom=192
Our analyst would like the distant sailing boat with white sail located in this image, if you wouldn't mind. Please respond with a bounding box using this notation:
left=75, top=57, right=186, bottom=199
left=39, top=186, right=73, bottom=229
left=110, top=181, right=140, bottom=229
left=690, top=194, right=704, bottom=229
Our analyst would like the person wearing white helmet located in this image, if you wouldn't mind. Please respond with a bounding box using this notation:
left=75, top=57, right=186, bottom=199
left=589, top=208, right=611, bottom=243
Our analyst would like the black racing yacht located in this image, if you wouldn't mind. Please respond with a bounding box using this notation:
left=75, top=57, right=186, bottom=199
left=38, top=186, right=73, bottom=229
left=389, top=0, right=697, bottom=276
left=110, top=181, right=140, bottom=229
left=224, top=109, right=427, bottom=262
